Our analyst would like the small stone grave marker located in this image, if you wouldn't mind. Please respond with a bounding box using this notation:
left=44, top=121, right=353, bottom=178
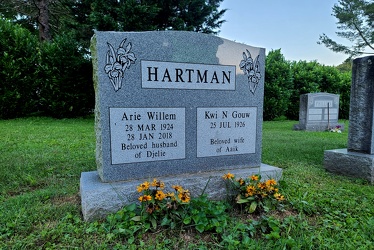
left=294, top=92, right=343, bottom=131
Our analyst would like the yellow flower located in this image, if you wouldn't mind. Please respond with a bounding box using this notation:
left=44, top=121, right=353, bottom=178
left=274, top=193, right=284, bottom=201
left=266, top=185, right=275, bottom=192
left=138, top=195, right=152, bottom=202
left=223, top=172, right=235, bottom=180
left=246, top=185, right=256, bottom=196
left=136, top=181, right=150, bottom=192
left=172, top=185, right=183, bottom=192
left=250, top=175, right=259, bottom=181
left=178, top=190, right=190, bottom=203
left=155, top=190, right=166, bottom=201
left=151, top=178, right=165, bottom=189
left=257, top=182, right=267, bottom=190
left=266, top=179, right=277, bottom=186
left=246, top=185, right=256, bottom=193
left=166, top=192, right=175, bottom=198
left=238, top=178, right=245, bottom=186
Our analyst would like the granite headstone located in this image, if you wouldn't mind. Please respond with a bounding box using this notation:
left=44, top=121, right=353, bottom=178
left=294, top=92, right=343, bottom=131
left=324, top=56, right=374, bottom=183
left=80, top=30, right=282, bottom=221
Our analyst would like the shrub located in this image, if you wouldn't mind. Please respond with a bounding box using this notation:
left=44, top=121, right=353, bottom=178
left=37, top=33, right=94, bottom=118
left=337, top=71, right=351, bottom=119
left=0, top=19, right=40, bottom=119
left=264, top=49, right=293, bottom=121
left=285, top=60, right=351, bottom=120
left=318, top=65, right=351, bottom=120
left=286, top=61, right=321, bottom=120
left=0, top=19, right=94, bottom=119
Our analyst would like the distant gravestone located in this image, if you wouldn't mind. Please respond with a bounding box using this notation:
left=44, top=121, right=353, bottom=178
left=80, top=30, right=282, bottom=221
left=293, top=93, right=343, bottom=131
left=324, top=56, right=374, bottom=184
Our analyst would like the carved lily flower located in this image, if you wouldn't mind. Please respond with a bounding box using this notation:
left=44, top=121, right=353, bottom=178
left=239, top=49, right=254, bottom=75
left=104, top=39, right=136, bottom=91
left=117, top=39, right=136, bottom=71
left=106, top=61, right=124, bottom=91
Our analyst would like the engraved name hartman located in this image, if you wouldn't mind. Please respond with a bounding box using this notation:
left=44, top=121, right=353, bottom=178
left=141, top=60, right=236, bottom=90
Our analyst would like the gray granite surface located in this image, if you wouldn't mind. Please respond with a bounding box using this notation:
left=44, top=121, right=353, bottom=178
left=348, top=56, right=374, bottom=154
left=81, top=31, right=283, bottom=220
left=92, top=31, right=266, bottom=182
left=324, top=149, right=374, bottom=183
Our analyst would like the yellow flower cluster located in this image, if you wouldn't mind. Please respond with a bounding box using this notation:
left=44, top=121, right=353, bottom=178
left=136, top=178, right=191, bottom=212
left=222, top=172, right=285, bottom=213
left=138, top=195, right=152, bottom=202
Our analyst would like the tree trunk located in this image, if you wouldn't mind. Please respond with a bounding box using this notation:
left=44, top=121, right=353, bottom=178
left=37, top=0, right=51, bottom=41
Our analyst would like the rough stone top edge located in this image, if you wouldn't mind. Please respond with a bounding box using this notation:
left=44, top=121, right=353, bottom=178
left=353, top=55, right=374, bottom=61
left=92, top=29, right=265, bottom=51
left=301, top=92, right=339, bottom=97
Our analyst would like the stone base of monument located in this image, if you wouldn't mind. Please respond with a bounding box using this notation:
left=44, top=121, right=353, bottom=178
left=80, top=164, right=282, bottom=221
left=324, top=149, right=374, bottom=184
left=293, top=123, right=344, bottom=132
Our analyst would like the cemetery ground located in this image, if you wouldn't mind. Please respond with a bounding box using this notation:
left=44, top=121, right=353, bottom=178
left=1, top=117, right=373, bottom=249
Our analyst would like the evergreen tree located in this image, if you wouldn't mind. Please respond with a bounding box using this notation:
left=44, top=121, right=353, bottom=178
left=143, top=0, right=226, bottom=34
left=318, top=0, right=374, bottom=58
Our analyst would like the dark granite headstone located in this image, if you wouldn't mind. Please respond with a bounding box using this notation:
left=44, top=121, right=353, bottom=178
left=324, top=56, right=374, bottom=183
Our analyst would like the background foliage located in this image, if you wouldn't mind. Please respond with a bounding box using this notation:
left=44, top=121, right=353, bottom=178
left=0, top=19, right=94, bottom=119
left=0, top=19, right=39, bottom=119
left=318, top=0, right=374, bottom=58
left=265, top=50, right=351, bottom=121
left=1, top=1, right=353, bottom=120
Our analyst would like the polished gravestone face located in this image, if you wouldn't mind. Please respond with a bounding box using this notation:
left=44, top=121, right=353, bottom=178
left=92, top=30, right=266, bottom=182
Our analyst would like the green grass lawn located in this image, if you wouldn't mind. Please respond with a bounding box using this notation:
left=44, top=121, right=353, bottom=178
left=1, top=118, right=373, bottom=249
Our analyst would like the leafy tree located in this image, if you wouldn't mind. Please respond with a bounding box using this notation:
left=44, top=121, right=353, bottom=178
left=144, top=0, right=226, bottom=34
left=264, top=49, right=293, bottom=121
left=70, top=0, right=226, bottom=47
left=86, top=0, right=159, bottom=31
left=0, top=0, right=73, bottom=41
left=336, top=59, right=353, bottom=72
left=319, top=0, right=374, bottom=58
left=1, top=0, right=226, bottom=44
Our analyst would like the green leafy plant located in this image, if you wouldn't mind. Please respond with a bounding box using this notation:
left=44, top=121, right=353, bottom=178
left=135, top=179, right=191, bottom=231
left=134, top=179, right=230, bottom=234
left=223, top=173, right=285, bottom=214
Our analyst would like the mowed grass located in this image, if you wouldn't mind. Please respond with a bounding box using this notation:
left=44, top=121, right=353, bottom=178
left=1, top=117, right=373, bottom=249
